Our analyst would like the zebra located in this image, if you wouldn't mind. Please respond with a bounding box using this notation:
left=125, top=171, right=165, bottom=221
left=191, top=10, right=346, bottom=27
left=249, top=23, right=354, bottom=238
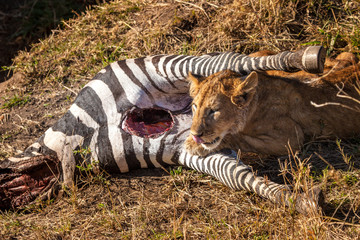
left=0, top=46, right=325, bottom=214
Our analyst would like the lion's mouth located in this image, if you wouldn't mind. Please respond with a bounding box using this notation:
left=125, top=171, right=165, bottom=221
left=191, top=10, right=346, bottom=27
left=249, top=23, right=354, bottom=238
left=202, top=137, right=221, bottom=148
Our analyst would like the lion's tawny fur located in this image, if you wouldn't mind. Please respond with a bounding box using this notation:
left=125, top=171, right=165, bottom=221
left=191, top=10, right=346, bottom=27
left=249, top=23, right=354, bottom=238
left=185, top=53, right=360, bottom=156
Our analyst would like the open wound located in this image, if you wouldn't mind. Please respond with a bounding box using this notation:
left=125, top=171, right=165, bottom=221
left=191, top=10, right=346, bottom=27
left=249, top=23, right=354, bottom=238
left=121, top=108, right=174, bottom=138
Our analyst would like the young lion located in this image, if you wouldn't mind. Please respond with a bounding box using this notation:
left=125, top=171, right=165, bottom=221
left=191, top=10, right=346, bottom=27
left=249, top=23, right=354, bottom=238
left=185, top=54, right=360, bottom=156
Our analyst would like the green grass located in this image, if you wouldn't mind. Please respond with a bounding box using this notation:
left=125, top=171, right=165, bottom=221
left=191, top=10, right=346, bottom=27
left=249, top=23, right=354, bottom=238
left=1, top=95, right=30, bottom=109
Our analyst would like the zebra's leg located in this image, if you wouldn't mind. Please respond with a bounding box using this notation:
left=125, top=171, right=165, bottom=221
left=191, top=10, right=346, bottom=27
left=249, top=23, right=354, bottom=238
left=60, top=143, right=76, bottom=187
left=178, top=150, right=323, bottom=215
left=284, top=45, right=326, bottom=73
left=242, top=46, right=326, bottom=74
left=194, top=46, right=326, bottom=77
left=246, top=46, right=326, bottom=73
left=247, top=46, right=325, bottom=73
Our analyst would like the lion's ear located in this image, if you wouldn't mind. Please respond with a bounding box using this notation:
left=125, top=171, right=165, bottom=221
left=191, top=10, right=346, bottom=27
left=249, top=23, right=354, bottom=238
left=187, top=72, right=201, bottom=85
left=188, top=72, right=205, bottom=97
left=230, top=71, right=258, bottom=107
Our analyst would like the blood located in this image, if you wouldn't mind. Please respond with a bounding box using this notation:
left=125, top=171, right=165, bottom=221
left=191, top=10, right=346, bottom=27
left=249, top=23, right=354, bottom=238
left=122, top=108, right=174, bottom=138
left=0, top=155, right=59, bottom=209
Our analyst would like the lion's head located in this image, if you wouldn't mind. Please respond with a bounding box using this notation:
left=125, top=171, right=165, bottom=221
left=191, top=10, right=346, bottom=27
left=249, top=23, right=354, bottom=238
left=185, top=70, right=258, bottom=156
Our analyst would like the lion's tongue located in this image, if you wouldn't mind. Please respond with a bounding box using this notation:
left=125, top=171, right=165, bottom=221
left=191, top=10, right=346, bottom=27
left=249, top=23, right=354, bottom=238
left=192, top=135, right=204, bottom=144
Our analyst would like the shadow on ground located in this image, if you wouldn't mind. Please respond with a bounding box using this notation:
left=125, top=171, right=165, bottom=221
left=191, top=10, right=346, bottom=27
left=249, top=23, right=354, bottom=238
left=242, top=139, right=360, bottom=223
left=0, top=0, right=107, bottom=83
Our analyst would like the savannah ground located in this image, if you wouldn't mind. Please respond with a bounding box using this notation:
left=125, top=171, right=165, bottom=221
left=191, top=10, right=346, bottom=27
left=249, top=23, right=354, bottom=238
left=0, top=0, right=360, bottom=239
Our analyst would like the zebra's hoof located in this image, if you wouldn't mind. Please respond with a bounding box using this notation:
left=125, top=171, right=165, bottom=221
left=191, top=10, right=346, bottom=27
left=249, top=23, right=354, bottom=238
left=295, top=185, right=324, bottom=216
left=302, top=46, right=326, bottom=74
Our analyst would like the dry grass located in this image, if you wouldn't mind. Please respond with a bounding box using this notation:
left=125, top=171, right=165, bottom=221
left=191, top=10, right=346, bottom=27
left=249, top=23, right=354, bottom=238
left=1, top=0, right=360, bottom=239
left=10, top=0, right=360, bottom=85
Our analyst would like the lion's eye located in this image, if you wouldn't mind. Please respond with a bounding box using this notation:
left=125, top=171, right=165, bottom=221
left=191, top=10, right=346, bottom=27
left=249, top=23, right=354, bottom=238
left=209, top=109, right=217, bottom=116
left=239, top=92, right=248, bottom=102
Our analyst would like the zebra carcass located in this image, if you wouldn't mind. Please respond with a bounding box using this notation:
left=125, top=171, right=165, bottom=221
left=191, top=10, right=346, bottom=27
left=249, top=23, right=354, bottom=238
left=0, top=46, right=325, bottom=214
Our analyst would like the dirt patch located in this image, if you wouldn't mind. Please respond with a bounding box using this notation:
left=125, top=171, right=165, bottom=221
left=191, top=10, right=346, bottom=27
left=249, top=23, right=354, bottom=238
left=0, top=73, right=83, bottom=157
left=0, top=73, right=26, bottom=93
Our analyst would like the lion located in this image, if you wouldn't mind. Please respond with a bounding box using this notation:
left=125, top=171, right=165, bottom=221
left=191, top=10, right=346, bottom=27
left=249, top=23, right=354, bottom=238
left=185, top=52, right=360, bottom=156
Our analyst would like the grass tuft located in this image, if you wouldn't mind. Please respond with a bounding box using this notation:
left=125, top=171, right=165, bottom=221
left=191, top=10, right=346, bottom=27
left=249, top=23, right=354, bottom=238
left=1, top=95, right=30, bottom=109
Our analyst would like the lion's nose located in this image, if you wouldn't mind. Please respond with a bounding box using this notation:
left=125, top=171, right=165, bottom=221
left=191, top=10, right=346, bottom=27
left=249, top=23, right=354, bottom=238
left=192, top=133, right=204, bottom=144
